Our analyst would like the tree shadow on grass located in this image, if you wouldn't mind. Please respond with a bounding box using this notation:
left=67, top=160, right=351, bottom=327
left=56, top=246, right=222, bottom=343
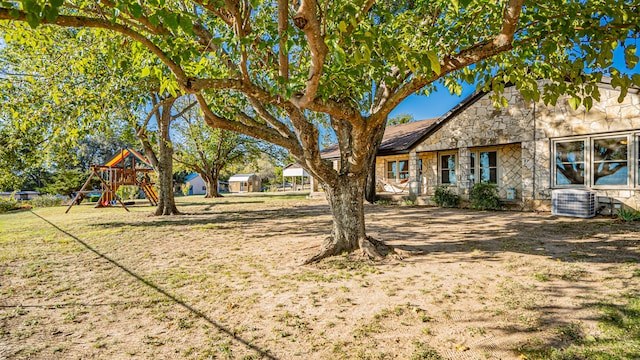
left=94, top=203, right=333, bottom=234
left=368, top=207, right=640, bottom=265
left=29, top=210, right=279, bottom=360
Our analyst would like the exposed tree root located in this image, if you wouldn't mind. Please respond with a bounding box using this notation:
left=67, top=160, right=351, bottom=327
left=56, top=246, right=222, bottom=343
left=303, top=235, right=395, bottom=265
left=154, top=207, right=181, bottom=216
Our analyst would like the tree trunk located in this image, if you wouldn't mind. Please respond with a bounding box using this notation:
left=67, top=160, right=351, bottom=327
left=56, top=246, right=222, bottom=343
left=203, top=171, right=223, bottom=198
left=155, top=103, right=180, bottom=215
left=304, top=175, right=391, bottom=264
left=364, top=159, right=377, bottom=204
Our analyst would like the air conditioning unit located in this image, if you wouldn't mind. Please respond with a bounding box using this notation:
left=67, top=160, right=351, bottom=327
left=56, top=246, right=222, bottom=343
left=552, top=189, right=597, bottom=218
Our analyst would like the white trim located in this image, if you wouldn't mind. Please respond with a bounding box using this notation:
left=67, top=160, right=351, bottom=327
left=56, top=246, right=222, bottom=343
left=551, top=131, right=639, bottom=190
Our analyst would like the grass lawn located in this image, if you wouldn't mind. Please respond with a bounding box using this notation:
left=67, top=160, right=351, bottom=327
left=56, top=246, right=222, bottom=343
left=1, top=193, right=639, bottom=359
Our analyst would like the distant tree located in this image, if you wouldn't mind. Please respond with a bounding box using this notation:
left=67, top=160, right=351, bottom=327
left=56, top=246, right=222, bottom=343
left=39, top=168, right=87, bottom=198
left=173, top=102, right=263, bottom=198
left=387, top=113, right=415, bottom=126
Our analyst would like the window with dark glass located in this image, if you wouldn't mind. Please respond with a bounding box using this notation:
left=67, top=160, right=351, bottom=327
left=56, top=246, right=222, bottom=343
left=470, top=153, right=475, bottom=183
left=440, top=154, right=456, bottom=184
left=593, top=137, right=628, bottom=186
left=555, top=140, right=585, bottom=185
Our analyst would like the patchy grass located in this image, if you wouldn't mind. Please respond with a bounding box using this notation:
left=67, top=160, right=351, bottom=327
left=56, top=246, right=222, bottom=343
left=1, top=194, right=639, bottom=359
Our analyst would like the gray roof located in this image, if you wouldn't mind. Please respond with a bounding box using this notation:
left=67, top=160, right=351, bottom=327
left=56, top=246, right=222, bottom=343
left=321, top=118, right=438, bottom=159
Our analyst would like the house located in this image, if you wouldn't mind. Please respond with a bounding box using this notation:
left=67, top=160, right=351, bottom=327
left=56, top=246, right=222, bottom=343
left=184, top=173, right=206, bottom=195
left=323, top=78, right=640, bottom=211
left=228, top=173, right=262, bottom=193
left=184, top=173, right=229, bottom=195
left=0, top=191, right=40, bottom=201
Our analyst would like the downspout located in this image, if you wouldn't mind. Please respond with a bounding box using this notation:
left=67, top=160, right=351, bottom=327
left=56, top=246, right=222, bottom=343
left=532, top=101, right=536, bottom=201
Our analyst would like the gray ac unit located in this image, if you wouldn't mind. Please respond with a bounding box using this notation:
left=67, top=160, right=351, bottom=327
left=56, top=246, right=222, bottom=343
left=551, top=189, right=597, bottom=218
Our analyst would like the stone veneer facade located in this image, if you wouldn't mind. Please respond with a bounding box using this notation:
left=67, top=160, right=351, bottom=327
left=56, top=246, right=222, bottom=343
left=404, top=82, right=640, bottom=210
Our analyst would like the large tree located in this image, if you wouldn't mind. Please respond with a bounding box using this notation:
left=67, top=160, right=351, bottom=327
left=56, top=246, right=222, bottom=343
left=173, top=101, right=263, bottom=198
left=1, top=1, right=638, bottom=262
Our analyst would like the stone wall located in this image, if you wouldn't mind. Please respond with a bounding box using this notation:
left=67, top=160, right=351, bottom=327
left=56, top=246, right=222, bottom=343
left=411, top=83, right=640, bottom=210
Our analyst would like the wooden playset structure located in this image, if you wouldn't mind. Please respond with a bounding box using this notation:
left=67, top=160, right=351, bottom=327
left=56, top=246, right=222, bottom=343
left=65, top=149, right=159, bottom=213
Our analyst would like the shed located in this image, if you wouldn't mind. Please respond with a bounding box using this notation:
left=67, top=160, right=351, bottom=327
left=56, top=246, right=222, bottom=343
left=228, top=174, right=262, bottom=193
left=282, top=163, right=310, bottom=191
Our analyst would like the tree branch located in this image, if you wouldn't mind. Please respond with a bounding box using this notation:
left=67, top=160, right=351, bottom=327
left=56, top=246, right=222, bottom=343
left=377, top=0, right=525, bottom=119
left=0, top=9, right=190, bottom=88
left=291, top=0, right=328, bottom=108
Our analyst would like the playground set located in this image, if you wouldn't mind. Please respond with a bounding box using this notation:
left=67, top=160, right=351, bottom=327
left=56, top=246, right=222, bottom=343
left=65, top=149, right=159, bottom=213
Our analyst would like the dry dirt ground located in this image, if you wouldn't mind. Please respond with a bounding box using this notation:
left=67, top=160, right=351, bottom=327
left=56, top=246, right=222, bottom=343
left=1, top=193, right=639, bottom=359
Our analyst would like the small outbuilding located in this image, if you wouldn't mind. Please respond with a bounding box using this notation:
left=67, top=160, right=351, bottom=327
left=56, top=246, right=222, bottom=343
left=228, top=174, right=262, bottom=193
left=184, top=173, right=207, bottom=195
left=282, top=163, right=310, bottom=191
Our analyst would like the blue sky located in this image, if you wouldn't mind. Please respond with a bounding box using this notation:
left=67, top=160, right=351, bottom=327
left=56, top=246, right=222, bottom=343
left=390, top=46, right=640, bottom=121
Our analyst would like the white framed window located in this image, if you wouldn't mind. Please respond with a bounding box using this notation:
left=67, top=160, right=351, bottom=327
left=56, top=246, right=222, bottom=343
left=470, top=150, right=498, bottom=184
left=552, top=132, right=635, bottom=189
left=554, top=139, right=586, bottom=186
left=592, top=136, right=629, bottom=186
left=439, top=153, right=457, bottom=185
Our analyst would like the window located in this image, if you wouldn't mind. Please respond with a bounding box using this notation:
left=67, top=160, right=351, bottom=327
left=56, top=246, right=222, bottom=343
left=593, top=137, right=628, bottom=186
left=440, top=154, right=456, bottom=184
left=398, top=160, right=409, bottom=180
left=555, top=140, right=585, bottom=186
left=386, top=159, right=409, bottom=182
left=470, top=151, right=497, bottom=184
left=202, top=186, right=206, bottom=191
left=552, top=134, right=634, bottom=188
left=387, top=161, right=397, bottom=180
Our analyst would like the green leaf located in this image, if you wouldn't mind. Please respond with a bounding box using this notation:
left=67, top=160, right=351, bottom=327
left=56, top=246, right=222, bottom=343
left=26, top=13, right=40, bottom=28
left=338, top=21, right=347, bottom=33
left=426, top=51, right=440, bottom=75
left=141, top=66, right=151, bottom=77
left=127, top=3, right=143, bottom=18
left=583, top=96, right=592, bottom=112
left=43, top=5, right=58, bottom=22
left=334, top=46, right=346, bottom=65
left=50, top=0, right=63, bottom=7
left=9, top=8, right=20, bottom=18
left=568, top=97, right=580, bottom=110
left=450, top=0, right=459, bottom=12
left=178, top=15, right=193, bottom=34
left=148, top=13, right=160, bottom=26
left=160, top=11, right=178, bottom=30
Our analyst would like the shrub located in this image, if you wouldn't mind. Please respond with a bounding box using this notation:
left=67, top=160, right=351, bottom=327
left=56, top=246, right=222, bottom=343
left=617, top=207, right=640, bottom=222
left=470, top=182, right=501, bottom=210
left=116, top=185, right=139, bottom=200
left=0, top=194, right=20, bottom=213
left=181, top=183, right=191, bottom=196
left=29, top=194, right=63, bottom=208
left=432, top=185, right=460, bottom=207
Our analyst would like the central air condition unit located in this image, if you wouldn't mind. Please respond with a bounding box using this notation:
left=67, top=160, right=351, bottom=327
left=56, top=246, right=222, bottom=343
left=551, top=189, right=597, bottom=218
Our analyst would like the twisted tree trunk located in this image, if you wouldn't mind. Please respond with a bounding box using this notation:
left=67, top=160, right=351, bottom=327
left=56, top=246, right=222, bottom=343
left=304, top=175, right=391, bottom=264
